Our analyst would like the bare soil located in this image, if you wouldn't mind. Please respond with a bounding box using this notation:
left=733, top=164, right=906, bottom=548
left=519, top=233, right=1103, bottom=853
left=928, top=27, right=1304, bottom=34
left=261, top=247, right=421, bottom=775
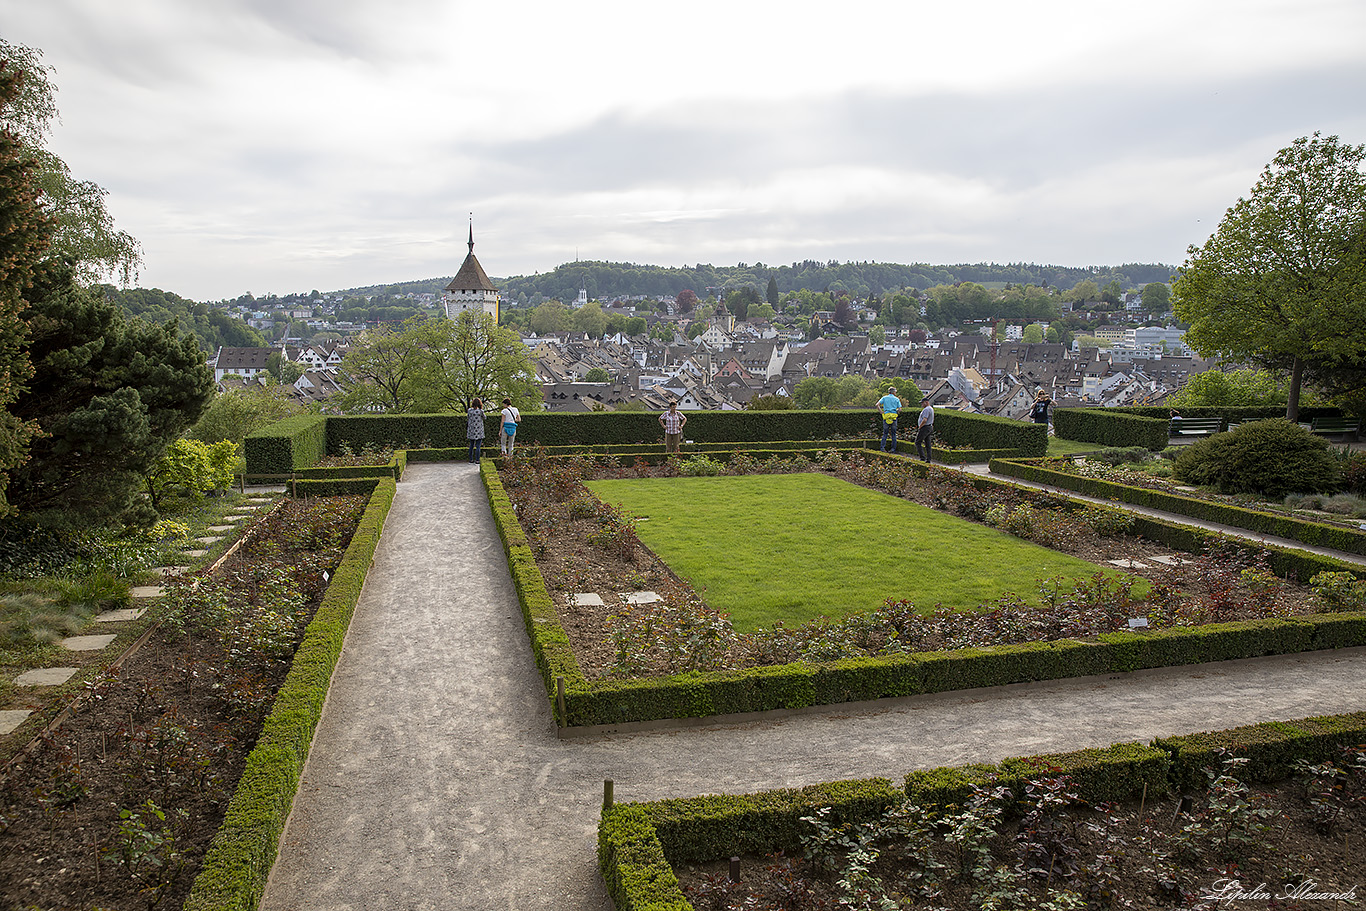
left=0, top=496, right=367, bottom=911
left=677, top=776, right=1366, bottom=910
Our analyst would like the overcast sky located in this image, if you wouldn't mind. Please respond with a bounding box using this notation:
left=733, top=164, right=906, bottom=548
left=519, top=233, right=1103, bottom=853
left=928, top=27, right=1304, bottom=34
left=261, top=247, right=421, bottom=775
left=4, top=0, right=1364, bottom=301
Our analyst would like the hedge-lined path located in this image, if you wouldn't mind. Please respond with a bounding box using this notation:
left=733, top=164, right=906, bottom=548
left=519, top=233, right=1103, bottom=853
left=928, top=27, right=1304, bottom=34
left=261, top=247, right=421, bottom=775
left=259, top=462, right=1366, bottom=911
left=951, top=461, right=1366, bottom=568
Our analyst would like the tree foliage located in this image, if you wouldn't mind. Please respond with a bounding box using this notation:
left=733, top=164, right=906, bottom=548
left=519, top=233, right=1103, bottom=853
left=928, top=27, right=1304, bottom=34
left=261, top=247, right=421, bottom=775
left=186, top=385, right=307, bottom=449
left=336, top=312, right=539, bottom=415
left=102, top=286, right=264, bottom=351
left=1174, top=133, right=1366, bottom=420
left=0, top=63, right=47, bottom=515
left=0, top=41, right=141, bottom=285
left=1167, top=368, right=1289, bottom=409
left=6, top=262, right=214, bottom=526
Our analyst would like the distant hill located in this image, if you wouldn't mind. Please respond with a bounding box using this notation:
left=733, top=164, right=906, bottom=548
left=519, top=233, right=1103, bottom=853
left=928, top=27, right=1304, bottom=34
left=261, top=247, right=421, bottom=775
left=490, top=260, right=1178, bottom=306
left=99, top=286, right=265, bottom=352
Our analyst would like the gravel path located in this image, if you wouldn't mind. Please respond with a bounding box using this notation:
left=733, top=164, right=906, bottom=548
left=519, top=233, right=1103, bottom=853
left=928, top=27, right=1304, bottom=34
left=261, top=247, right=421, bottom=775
left=259, top=462, right=1366, bottom=911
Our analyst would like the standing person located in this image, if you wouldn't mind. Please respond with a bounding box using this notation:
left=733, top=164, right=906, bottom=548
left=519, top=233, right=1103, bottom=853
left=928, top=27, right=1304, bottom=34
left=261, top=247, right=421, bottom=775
left=466, top=398, right=486, bottom=464
left=915, top=401, right=935, bottom=463
left=876, top=385, right=903, bottom=452
left=1030, top=390, right=1052, bottom=427
left=658, top=400, right=687, bottom=453
left=499, top=398, right=521, bottom=456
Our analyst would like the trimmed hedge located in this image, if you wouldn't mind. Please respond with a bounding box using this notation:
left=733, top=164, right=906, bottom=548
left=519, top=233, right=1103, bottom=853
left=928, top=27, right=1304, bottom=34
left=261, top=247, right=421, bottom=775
left=598, top=778, right=901, bottom=910
left=602, top=712, right=1365, bottom=910
left=483, top=457, right=1366, bottom=730
left=1053, top=408, right=1168, bottom=450
left=184, top=479, right=396, bottom=911
left=991, top=457, right=1366, bottom=559
left=1052, top=406, right=1355, bottom=451
left=243, top=414, right=327, bottom=474
left=244, top=409, right=1047, bottom=475
left=905, top=741, right=1171, bottom=810
left=287, top=477, right=383, bottom=498
left=1156, top=710, right=1366, bottom=792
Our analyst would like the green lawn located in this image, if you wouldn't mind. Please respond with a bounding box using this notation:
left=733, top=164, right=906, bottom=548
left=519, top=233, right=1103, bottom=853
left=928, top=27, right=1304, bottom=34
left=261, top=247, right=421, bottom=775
left=1046, top=436, right=1105, bottom=457
left=586, top=473, right=1127, bottom=632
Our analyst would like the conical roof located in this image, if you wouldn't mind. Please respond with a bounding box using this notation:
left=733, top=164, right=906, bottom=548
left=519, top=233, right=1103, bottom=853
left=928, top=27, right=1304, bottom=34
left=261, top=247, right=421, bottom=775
left=445, top=225, right=498, bottom=292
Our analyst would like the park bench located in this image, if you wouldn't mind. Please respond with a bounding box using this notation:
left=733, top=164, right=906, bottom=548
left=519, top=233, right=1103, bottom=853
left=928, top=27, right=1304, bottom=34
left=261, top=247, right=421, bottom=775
left=1310, top=416, right=1360, bottom=439
left=1169, top=417, right=1225, bottom=436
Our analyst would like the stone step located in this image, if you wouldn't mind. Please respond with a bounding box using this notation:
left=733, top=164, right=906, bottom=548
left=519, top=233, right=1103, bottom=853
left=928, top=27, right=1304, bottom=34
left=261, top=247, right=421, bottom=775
left=60, top=634, right=116, bottom=652
left=95, top=608, right=146, bottom=623
left=130, top=585, right=164, bottom=599
left=16, top=667, right=78, bottom=687
left=0, top=710, right=32, bottom=736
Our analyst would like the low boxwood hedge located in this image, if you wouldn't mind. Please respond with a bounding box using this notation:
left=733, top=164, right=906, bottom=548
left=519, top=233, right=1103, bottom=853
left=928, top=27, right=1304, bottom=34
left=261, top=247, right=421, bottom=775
left=1156, top=710, right=1366, bottom=792
left=184, top=478, right=396, bottom=911
left=992, top=457, right=1366, bottom=559
left=601, top=713, right=1364, bottom=910
left=482, top=455, right=1366, bottom=729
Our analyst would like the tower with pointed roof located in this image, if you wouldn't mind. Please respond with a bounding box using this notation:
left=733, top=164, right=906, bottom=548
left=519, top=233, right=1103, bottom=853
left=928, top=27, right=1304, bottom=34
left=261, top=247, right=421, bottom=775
left=443, top=224, right=500, bottom=322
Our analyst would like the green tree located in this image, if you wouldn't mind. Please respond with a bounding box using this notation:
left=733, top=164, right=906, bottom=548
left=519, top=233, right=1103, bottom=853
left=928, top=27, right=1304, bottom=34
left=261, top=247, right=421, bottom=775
left=6, top=262, right=214, bottom=526
left=334, top=320, right=431, bottom=414
left=1100, top=279, right=1124, bottom=305
left=0, top=62, right=47, bottom=515
left=571, top=301, right=607, bottom=338
left=624, top=316, right=646, bottom=336
left=421, top=311, right=539, bottom=413
left=0, top=41, right=140, bottom=285
left=584, top=367, right=610, bottom=383
left=1174, top=133, right=1366, bottom=421
left=1021, top=323, right=1045, bottom=344
left=1141, top=282, right=1171, bottom=311
left=793, top=376, right=841, bottom=409
left=530, top=300, right=570, bottom=334
left=1063, top=279, right=1100, bottom=303
left=187, top=385, right=306, bottom=449
left=1167, top=368, right=1289, bottom=408
left=766, top=275, right=779, bottom=306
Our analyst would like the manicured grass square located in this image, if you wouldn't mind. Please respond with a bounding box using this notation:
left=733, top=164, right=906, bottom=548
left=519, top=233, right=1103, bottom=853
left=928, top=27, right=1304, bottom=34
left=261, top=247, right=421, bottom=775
left=587, top=473, right=1129, bottom=632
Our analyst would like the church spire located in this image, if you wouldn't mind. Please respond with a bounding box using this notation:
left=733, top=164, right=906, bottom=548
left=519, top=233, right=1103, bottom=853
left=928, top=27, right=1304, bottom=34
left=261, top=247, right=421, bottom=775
left=468, top=215, right=474, bottom=254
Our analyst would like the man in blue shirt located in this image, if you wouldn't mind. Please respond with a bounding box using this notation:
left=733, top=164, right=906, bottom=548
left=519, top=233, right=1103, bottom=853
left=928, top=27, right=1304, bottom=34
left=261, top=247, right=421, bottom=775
left=877, top=386, right=903, bottom=452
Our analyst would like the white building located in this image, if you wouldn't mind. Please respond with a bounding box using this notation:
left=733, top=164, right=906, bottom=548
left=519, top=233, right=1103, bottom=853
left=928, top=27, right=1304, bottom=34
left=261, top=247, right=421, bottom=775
left=443, top=225, right=500, bottom=322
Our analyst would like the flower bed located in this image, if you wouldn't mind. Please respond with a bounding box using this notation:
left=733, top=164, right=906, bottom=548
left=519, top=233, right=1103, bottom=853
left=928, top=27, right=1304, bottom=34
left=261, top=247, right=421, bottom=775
left=490, top=448, right=1366, bottom=728
left=0, top=492, right=383, bottom=910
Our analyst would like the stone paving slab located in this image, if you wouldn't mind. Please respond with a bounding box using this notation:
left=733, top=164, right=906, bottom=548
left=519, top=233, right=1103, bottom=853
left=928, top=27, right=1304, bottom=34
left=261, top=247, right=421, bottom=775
left=96, top=608, right=145, bottom=623
left=182, top=549, right=208, bottom=558
left=622, top=590, right=662, bottom=604
left=16, top=667, right=78, bottom=686
left=130, top=585, right=164, bottom=598
left=1106, top=559, right=1150, bottom=569
left=159, top=565, right=192, bottom=576
left=195, top=536, right=222, bottom=545
left=224, top=514, right=250, bottom=522
left=60, top=634, right=116, bottom=651
left=571, top=593, right=604, bottom=607
left=0, top=710, right=32, bottom=736
left=207, top=524, right=234, bottom=533
left=1150, top=555, right=1183, bottom=566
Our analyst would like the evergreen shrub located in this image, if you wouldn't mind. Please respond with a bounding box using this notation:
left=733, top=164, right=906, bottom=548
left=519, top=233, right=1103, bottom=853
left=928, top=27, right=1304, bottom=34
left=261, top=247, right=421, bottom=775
left=1174, top=419, right=1341, bottom=497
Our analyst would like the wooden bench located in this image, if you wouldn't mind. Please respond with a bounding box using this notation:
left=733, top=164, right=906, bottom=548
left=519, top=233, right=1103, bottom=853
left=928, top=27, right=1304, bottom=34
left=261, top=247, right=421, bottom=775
left=1169, top=417, right=1225, bottom=436
left=1310, top=416, right=1360, bottom=439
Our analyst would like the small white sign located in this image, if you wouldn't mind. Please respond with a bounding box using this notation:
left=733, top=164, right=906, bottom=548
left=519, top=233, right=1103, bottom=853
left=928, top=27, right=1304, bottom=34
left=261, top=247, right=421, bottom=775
left=1128, top=617, right=1149, bottom=629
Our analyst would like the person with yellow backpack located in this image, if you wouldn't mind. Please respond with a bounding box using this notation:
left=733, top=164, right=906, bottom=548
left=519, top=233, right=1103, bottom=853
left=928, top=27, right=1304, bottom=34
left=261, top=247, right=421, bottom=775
left=877, top=386, right=903, bottom=452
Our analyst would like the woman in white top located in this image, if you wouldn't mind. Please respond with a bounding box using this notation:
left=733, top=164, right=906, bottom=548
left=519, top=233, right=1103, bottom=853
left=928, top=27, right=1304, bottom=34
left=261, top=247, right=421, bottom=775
left=499, top=398, right=521, bottom=455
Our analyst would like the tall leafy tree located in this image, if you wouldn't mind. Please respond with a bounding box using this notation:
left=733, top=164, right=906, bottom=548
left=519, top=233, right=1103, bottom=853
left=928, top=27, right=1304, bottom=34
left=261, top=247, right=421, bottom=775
left=0, top=63, right=48, bottom=514
left=0, top=41, right=140, bottom=285
left=766, top=275, right=779, bottom=306
left=420, top=311, right=540, bottom=413
left=1174, top=133, right=1366, bottom=420
left=335, top=319, right=432, bottom=414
